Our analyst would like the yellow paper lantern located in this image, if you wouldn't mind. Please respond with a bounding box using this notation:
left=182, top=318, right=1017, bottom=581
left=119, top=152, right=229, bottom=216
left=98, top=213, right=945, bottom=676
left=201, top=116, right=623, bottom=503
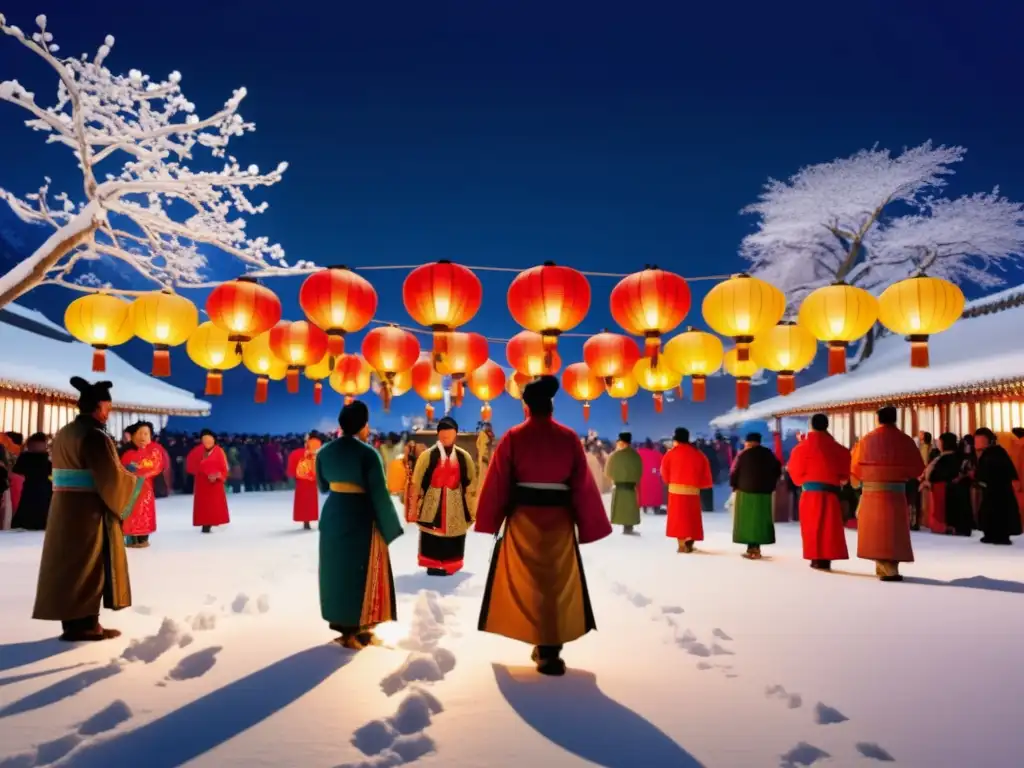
left=877, top=274, right=964, bottom=368
left=797, top=282, right=878, bottom=375
left=187, top=321, right=243, bottom=396
left=607, top=373, right=639, bottom=424
left=304, top=353, right=332, bottom=405
left=701, top=273, right=785, bottom=363
left=663, top=327, right=724, bottom=402
left=723, top=347, right=761, bottom=410
left=131, top=289, right=198, bottom=378
left=242, top=332, right=289, bottom=402
left=633, top=357, right=682, bottom=414
left=64, top=292, right=134, bottom=372
left=751, top=321, right=817, bottom=396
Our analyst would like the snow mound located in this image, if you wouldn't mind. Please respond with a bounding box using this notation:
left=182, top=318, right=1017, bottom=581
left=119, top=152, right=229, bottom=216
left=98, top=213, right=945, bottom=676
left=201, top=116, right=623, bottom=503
left=856, top=742, right=895, bottom=762
left=77, top=700, right=133, bottom=736
left=345, top=688, right=443, bottom=766
left=121, top=618, right=186, bottom=664
left=191, top=611, right=217, bottom=631
left=813, top=701, right=849, bottom=725
left=780, top=742, right=830, bottom=767
left=380, top=648, right=457, bottom=696
left=398, top=592, right=446, bottom=652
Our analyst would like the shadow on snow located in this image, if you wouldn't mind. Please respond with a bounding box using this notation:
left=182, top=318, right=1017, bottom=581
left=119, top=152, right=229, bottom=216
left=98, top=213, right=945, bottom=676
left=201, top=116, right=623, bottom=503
left=0, top=638, right=75, bottom=672
left=392, top=571, right=474, bottom=597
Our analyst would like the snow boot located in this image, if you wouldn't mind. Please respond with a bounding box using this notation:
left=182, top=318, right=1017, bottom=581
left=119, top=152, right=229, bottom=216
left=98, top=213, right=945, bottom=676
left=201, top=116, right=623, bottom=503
left=531, top=645, right=566, bottom=677
left=743, top=545, right=762, bottom=560
left=303, top=522, right=312, bottom=530
left=426, top=568, right=447, bottom=576
left=201, top=525, right=212, bottom=533
left=623, top=525, right=636, bottom=535
left=59, top=617, right=121, bottom=642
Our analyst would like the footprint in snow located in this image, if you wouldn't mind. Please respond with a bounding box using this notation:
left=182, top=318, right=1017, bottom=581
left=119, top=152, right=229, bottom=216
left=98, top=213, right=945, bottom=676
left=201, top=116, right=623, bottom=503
left=780, top=742, right=830, bottom=767
left=685, top=642, right=711, bottom=658
left=629, top=592, right=653, bottom=608
left=133, top=605, right=153, bottom=616
left=709, top=643, right=733, bottom=656
left=1, top=700, right=134, bottom=766
left=711, top=628, right=732, bottom=641
left=856, top=742, right=895, bottom=762
left=121, top=618, right=191, bottom=664
left=813, top=702, right=849, bottom=725
left=167, top=646, right=222, bottom=681
left=660, top=605, right=685, bottom=615
left=765, top=684, right=802, bottom=709
left=340, top=688, right=442, bottom=767
left=78, top=700, right=133, bottom=736
left=696, top=661, right=713, bottom=671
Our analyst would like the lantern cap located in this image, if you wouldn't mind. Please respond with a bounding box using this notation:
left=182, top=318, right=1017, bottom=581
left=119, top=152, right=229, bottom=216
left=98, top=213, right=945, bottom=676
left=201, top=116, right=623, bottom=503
left=831, top=279, right=848, bottom=286
left=234, top=275, right=258, bottom=284
left=436, top=259, right=452, bottom=265
left=778, top=319, right=796, bottom=326
left=326, top=264, right=351, bottom=271
left=732, top=272, right=751, bottom=279
left=542, top=260, right=556, bottom=267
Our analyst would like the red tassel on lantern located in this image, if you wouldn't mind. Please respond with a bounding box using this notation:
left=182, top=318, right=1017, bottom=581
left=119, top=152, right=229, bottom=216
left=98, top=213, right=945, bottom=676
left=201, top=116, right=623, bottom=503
left=432, top=331, right=449, bottom=365
left=344, top=395, right=353, bottom=406
left=583, top=402, right=590, bottom=421
left=254, top=377, right=268, bottom=403
left=777, top=372, right=796, bottom=396
left=910, top=335, right=929, bottom=368
left=620, top=400, right=629, bottom=424
left=674, top=385, right=683, bottom=399
left=653, top=392, right=664, bottom=413
left=286, top=368, right=300, bottom=394
left=313, top=381, right=323, bottom=405
left=327, top=334, right=345, bottom=359
left=425, top=403, right=435, bottom=421
left=827, top=342, right=847, bottom=376
left=736, top=378, right=751, bottom=409
left=691, top=376, right=706, bottom=402
left=481, top=403, right=492, bottom=422
left=92, top=348, right=106, bottom=372
left=736, top=338, right=752, bottom=362
left=152, top=346, right=171, bottom=377
left=205, top=371, right=223, bottom=396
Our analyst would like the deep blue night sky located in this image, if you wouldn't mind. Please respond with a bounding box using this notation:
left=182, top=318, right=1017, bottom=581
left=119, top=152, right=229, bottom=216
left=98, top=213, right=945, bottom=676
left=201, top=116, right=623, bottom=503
left=2, top=0, right=1023, bottom=437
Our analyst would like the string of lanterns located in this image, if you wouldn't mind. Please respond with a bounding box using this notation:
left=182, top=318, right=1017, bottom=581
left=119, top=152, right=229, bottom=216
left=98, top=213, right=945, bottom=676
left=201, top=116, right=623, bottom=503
left=61, top=264, right=965, bottom=422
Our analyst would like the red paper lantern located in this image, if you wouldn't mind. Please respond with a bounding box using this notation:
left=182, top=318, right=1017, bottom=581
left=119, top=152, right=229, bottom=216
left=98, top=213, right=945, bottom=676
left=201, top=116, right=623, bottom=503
left=582, top=330, right=641, bottom=385
left=329, top=354, right=372, bottom=404
left=507, top=261, right=590, bottom=367
left=562, top=362, right=605, bottom=421
left=269, top=320, right=330, bottom=394
left=402, top=261, right=482, bottom=359
left=506, top=330, right=562, bottom=377
left=205, top=276, right=282, bottom=352
left=361, top=325, right=421, bottom=411
left=299, top=266, right=378, bottom=361
left=435, top=331, right=489, bottom=406
left=411, top=357, right=445, bottom=422
left=467, top=359, right=506, bottom=422
left=610, top=266, right=691, bottom=363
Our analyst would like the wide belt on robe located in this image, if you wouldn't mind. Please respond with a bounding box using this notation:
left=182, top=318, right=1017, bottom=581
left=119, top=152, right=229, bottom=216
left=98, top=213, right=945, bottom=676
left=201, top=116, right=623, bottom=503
left=511, top=482, right=571, bottom=507
left=329, top=481, right=365, bottom=494
left=52, top=468, right=96, bottom=492
left=861, top=481, right=906, bottom=493
left=802, top=482, right=841, bottom=494
left=668, top=483, right=700, bottom=496
left=615, top=482, right=637, bottom=490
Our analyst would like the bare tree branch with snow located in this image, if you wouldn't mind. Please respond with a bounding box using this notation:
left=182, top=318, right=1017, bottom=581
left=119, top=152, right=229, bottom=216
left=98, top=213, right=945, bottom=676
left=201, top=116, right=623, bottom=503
left=0, top=13, right=312, bottom=307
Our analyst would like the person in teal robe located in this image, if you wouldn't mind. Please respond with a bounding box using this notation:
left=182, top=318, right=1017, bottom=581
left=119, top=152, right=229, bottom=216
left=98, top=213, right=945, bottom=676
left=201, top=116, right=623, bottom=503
left=729, top=432, right=782, bottom=559
left=316, top=400, right=404, bottom=650
left=605, top=432, right=643, bottom=534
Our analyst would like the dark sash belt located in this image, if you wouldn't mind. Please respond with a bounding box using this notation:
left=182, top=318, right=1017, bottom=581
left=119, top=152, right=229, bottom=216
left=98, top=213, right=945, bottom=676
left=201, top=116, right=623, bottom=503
left=802, top=482, right=841, bottom=494
left=615, top=482, right=637, bottom=490
left=511, top=486, right=572, bottom=507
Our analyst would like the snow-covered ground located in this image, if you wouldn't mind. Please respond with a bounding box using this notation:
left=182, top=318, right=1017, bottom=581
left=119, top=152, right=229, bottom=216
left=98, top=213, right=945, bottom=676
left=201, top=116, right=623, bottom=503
left=2, top=490, right=1023, bottom=768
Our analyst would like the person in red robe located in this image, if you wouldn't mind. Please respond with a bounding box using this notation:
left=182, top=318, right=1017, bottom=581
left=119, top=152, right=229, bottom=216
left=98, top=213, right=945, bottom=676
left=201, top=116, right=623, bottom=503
left=637, top=439, right=666, bottom=513
left=786, top=413, right=851, bottom=570
left=287, top=433, right=323, bottom=529
left=850, top=406, right=925, bottom=581
left=660, top=427, right=713, bottom=553
left=475, top=375, right=612, bottom=676
left=186, top=429, right=231, bottom=534
left=120, top=421, right=164, bottom=548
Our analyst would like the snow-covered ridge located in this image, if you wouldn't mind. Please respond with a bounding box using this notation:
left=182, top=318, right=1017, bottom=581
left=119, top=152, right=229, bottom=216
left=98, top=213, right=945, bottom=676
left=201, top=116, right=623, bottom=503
left=0, top=301, right=208, bottom=414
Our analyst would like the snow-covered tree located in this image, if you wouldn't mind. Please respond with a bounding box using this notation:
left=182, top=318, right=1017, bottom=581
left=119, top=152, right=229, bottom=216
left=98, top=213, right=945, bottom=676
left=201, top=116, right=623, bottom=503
left=0, top=13, right=310, bottom=308
left=740, top=142, right=1024, bottom=301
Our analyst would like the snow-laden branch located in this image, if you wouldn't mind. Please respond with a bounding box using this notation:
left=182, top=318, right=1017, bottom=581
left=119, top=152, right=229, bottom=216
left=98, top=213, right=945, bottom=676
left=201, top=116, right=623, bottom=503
left=0, top=13, right=310, bottom=307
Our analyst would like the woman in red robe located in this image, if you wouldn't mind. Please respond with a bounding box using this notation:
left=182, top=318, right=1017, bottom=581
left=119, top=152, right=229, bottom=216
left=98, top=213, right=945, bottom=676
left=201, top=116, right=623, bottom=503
left=287, top=433, right=322, bottom=529
left=786, top=414, right=851, bottom=570
left=660, top=427, right=713, bottom=552
left=120, top=421, right=164, bottom=547
left=475, top=376, right=612, bottom=676
left=186, top=429, right=230, bottom=533
left=637, top=439, right=665, bottom=513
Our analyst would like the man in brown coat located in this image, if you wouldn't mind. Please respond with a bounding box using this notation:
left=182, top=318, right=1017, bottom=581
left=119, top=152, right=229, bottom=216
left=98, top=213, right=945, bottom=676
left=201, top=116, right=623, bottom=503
left=33, top=377, right=145, bottom=641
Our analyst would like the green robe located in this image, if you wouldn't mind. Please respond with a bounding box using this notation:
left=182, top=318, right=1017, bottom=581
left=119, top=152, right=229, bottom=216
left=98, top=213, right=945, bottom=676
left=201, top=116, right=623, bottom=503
left=316, top=436, right=403, bottom=628
left=606, top=447, right=643, bottom=526
left=732, top=491, right=776, bottom=545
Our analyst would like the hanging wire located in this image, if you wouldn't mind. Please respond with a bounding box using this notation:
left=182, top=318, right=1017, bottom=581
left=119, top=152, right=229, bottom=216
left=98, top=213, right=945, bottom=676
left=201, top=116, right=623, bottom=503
left=347, top=262, right=733, bottom=281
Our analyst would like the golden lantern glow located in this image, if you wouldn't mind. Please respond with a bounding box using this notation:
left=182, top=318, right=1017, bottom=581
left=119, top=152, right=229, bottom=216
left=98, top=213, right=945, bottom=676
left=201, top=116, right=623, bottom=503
left=411, top=357, right=445, bottom=421
left=186, top=321, right=243, bottom=396
left=304, top=354, right=332, bottom=405
left=606, top=373, right=639, bottom=424
left=723, top=347, right=761, bottom=410
left=329, top=354, right=372, bottom=404
left=242, top=332, right=289, bottom=403
left=64, top=292, right=135, bottom=372
left=434, top=331, right=488, bottom=407
left=662, top=327, right=724, bottom=403
left=751, top=321, right=817, bottom=396
left=372, top=369, right=413, bottom=400
left=562, top=362, right=606, bottom=422
left=633, top=357, right=682, bottom=414
left=877, top=274, right=964, bottom=368
left=506, top=330, right=563, bottom=377
left=505, top=371, right=531, bottom=400
left=131, top=290, right=199, bottom=377
left=702, top=273, right=785, bottom=362
left=467, top=360, right=506, bottom=423
left=797, top=281, right=878, bottom=375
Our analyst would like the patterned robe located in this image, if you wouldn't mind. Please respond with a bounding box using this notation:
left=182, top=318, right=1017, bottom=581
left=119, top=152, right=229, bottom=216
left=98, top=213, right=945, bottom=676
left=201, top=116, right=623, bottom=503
left=120, top=442, right=164, bottom=537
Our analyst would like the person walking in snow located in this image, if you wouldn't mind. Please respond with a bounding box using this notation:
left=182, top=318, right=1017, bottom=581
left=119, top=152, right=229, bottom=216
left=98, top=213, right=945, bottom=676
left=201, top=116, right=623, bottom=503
left=729, top=432, right=782, bottom=559
left=661, top=427, right=713, bottom=553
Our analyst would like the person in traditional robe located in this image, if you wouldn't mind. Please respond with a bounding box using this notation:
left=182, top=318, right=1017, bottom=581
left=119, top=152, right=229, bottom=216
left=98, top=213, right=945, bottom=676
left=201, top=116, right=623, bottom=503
left=849, top=406, right=925, bottom=581
left=10, top=432, right=52, bottom=531
left=32, top=377, right=145, bottom=641
left=585, top=441, right=612, bottom=494
left=606, top=432, right=643, bottom=534
left=637, top=438, right=665, bottom=514
left=973, top=427, right=1021, bottom=545
left=186, top=429, right=231, bottom=533
left=660, top=427, right=713, bottom=553
left=402, top=440, right=427, bottom=522
left=697, top=438, right=719, bottom=512
left=1010, top=427, right=1024, bottom=532
left=476, top=423, right=495, bottom=492
left=409, top=417, right=476, bottom=576
left=317, top=400, right=403, bottom=650
left=921, top=432, right=973, bottom=537
left=120, top=421, right=163, bottom=548
left=729, top=432, right=782, bottom=559
left=475, top=376, right=611, bottom=676
left=786, top=413, right=851, bottom=570
left=287, top=433, right=323, bottom=529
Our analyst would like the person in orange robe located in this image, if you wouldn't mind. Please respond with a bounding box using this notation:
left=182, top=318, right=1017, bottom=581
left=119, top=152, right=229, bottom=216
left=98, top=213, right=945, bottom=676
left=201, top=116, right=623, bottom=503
left=185, top=429, right=231, bottom=534
left=660, top=427, right=713, bottom=553
left=287, top=433, right=322, bottom=529
left=1010, top=427, right=1024, bottom=531
left=850, top=406, right=925, bottom=581
left=475, top=375, right=612, bottom=676
left=786, top=413, right=851, bottom=570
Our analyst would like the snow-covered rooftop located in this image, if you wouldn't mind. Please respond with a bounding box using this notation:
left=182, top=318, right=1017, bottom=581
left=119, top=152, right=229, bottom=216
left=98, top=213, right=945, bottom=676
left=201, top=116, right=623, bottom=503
left=711, top=284, right=1024, bottom=427
left=0, top=303, right=209, bottom=415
